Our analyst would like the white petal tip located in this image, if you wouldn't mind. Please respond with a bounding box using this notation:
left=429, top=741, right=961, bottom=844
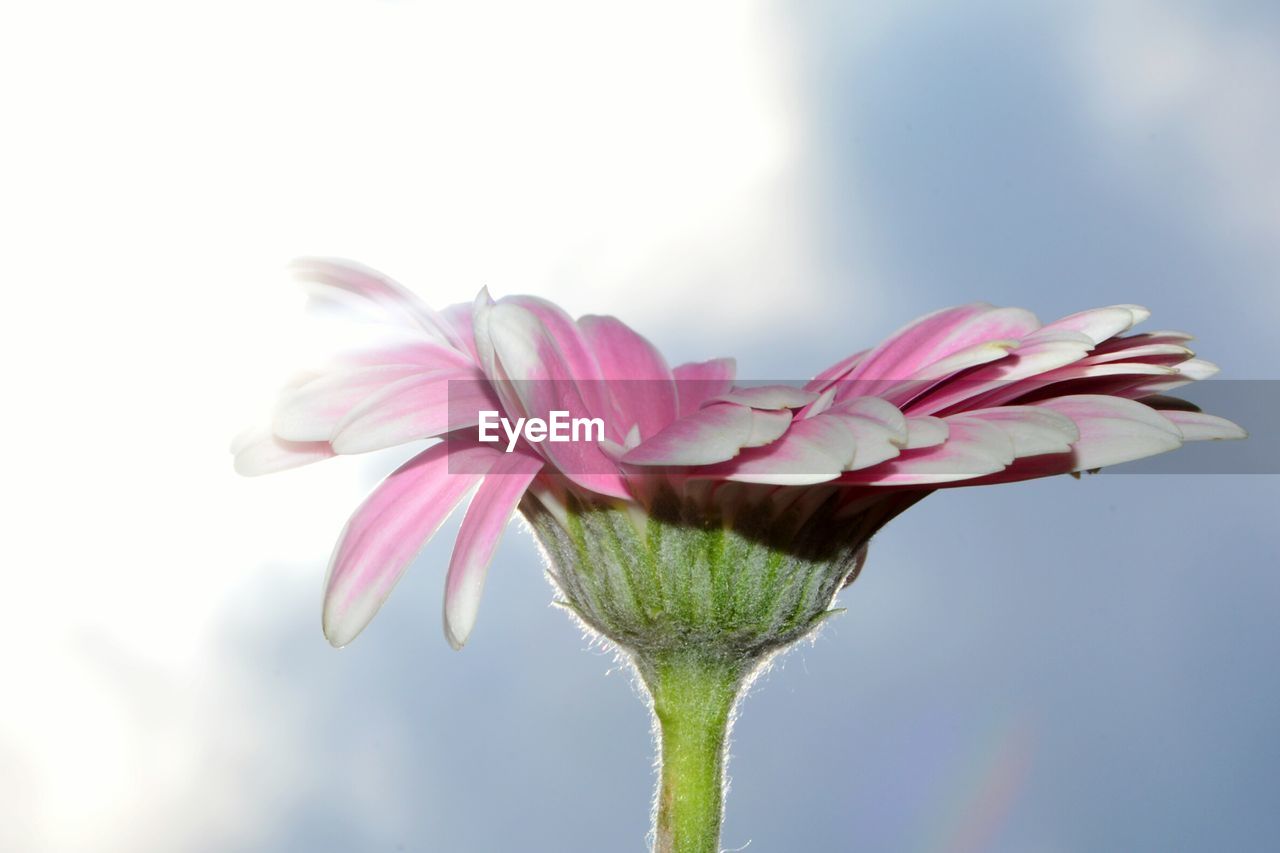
left=322, top=599, right=374, bottom=649
left=1120, top=304, right=1152, bottom=325
left=443, top=612, right=473, bottom=650
left=232, top=430, right=334, bottom=475
left=1160, top=411, right=1248, bottom=442
left=443, top=595, right=480, bottom=650
left=232, top=456, right=266, bottom=477
left=322, top=618, right=357, bottom=649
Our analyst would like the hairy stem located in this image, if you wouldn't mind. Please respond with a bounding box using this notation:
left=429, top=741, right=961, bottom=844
left=642, top=649, right=749, bottom=853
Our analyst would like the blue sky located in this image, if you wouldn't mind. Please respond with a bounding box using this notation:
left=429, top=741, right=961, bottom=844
left=4, top=2, right=1277, bottom=851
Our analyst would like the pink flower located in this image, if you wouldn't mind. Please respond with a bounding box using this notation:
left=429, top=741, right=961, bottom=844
left=235, top=259, right=1245, bottom=650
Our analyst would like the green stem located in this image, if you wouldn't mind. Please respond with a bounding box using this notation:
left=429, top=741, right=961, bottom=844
left=642, top=649, right=748, bottom=853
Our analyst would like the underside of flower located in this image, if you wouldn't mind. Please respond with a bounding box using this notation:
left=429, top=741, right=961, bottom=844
left=523, top=482, right=919, bottom=660
left=522, top=482, right=924, bottom=853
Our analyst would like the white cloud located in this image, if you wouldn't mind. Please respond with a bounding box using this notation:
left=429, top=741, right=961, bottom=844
left=1066, top=1, right=1280, bottom=260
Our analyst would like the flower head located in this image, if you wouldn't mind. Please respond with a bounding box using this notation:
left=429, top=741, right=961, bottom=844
left=235, top=259, right=1244, bottom=651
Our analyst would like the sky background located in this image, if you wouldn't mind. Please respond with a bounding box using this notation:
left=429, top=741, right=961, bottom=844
left=3, top=1, right=1278, bottom=851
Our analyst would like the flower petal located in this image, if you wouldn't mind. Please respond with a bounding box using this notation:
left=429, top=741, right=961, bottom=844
left=1037, top=305, right=1146, bottom=344
left=232, top=428, right=334, bottom=476
left=830, top=396, right=909, bottom=444
left=439, top=301, right=481, bottom=361
left=710, top=385, right=819, bottom=410
left=874, top=339, right=1022, bottom=408
left=847, top=304, right=1040, bottom=385
left=273, top=364, right=428, bottom=442
left=672, top=358, right=736, bottom=417
left=443, top=451, right=543, bottom=650
left=291, top=258, right=467, bottom=349
left=1080, top=342, right=1193, bottom=366
left=824, top=396, right=911, bottom=467
left=908, top=331, right=1095, bottom=415
left=1035, top=395, right=1183, bottom=470
left=503, top=297, right=611, bottom=427
left=623, top=403, right=760, bottom=466
left=904, top=416, right=949, bottom=449
left=1173, top=358, right=1220, bottom=380
left=843, top=417, right=1015, bottom=485
left=806, top=348, right=869, bottom=391
left=330, top=368, right=498, bottom=454
left=578, top=314, right=677, bottom=442
left=483, top=303, right=629, bottom=498
left=1155, top=410, right=1247, bottom=442
left=715, top=414, right=857, bottom=485
left=910, top=339, right=1021, bottom=381
left=953, top=406, right=1080, bottom=457
left=950, top=360, right=1179, bottom=411
left=829, top=414, right=905, bottom=471
left=1090, top=330, right=1194, bottom=355
left=744, top=409, right=794, bottom=447
left=323, top=442, right=502, bottom=647
left=944, top=394, right=1190, bottom=485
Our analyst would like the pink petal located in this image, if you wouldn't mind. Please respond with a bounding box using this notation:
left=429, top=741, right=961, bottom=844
left=232, top=428, right=334, bottom=476
left=470, top=287, right=500, bottom=379
left=623, top=403, right=784, bottom=467
left=502, top=297, right=612, bottom=427
left=945, top=361, right=1179, bottom=411
left=943, top=394, right=1189, bottom=485
left=672, top=358, right=736, bottom=417
left=578, top=314, right=677, bottom=442
left=439, top=301, right=481, bottom=361
left=1090, top=330, right=1194, bottom=355
left=905, top=416, right=949, bottom=449
left=323, top=442, right=502, bottom=647
left=873, top=338, right=1022, bottom=408
left=1154, top=410, right=1247, bottom=442
left=829, top=396, right=910, bottom=444
left=1035, top=395, right=1183, bottom=469
left=1036, top=305, right=1145, bottom=345
left=743, top=409, right=794, bottom=447
left=330, top=368, right=499, bottom=454
left=827, top=413, right=905, bottom=471
left=291, top=258, right=467, bottom=350
left=443, top=450, right=543, bottom=649
left=823, top=396, right=912, bottom=468
left=483, top=303, right=629, bottom=498
left=797, top=386, right=837, bottom=419
left=709, top=385, right=819, bottom=410
left=952, top=406, right=1080, bottom=457
left=714, top=414, right=857, bottom=485
left=847, top=304, right=1040, bottom=385
left=842, top=418, right=1015, bottom=485
left=908, top=331, right=1095, bottom=415
left=273, top=364, right=428, bottom=442
left=909, top=339, right=1021, bottom=381
left=805, top=348, right=869, bottom=391
left=1080, top=342, right=1193, bottom=366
